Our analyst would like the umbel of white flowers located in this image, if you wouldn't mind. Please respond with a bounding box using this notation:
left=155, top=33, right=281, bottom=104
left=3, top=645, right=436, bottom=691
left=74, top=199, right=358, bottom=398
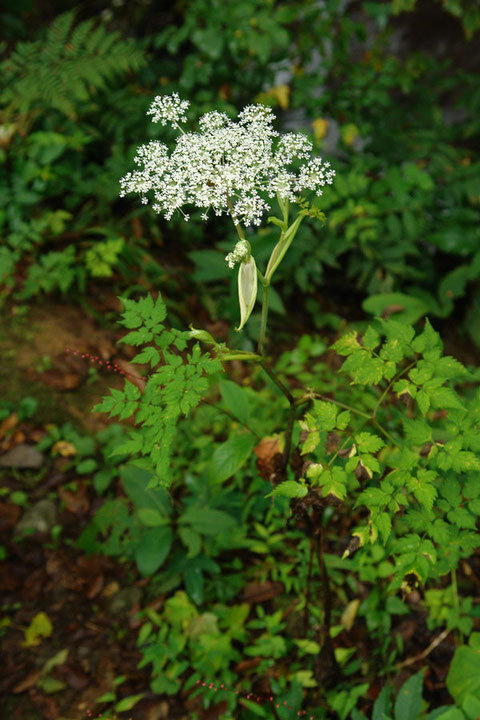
left=119, top=93, right=335, bottom=266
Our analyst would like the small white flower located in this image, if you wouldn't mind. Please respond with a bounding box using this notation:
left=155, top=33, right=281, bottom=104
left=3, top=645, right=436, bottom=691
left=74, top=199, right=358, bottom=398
left=120, top=93, right=336, bottom=226
left=146, top=92, right=190, bottom=127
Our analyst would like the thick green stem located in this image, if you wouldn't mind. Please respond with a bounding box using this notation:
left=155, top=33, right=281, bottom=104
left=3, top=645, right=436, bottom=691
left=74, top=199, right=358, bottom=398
left=257, top=283, right=270, bottom=355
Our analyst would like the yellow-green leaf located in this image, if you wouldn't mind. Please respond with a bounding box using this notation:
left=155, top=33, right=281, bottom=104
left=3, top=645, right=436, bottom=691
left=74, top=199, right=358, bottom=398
left=23, top=612, right=53, bottom=647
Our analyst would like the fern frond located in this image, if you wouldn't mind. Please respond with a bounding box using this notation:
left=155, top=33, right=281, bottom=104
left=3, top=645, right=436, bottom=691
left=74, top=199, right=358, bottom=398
left=0, top=10, right=147, bottom=118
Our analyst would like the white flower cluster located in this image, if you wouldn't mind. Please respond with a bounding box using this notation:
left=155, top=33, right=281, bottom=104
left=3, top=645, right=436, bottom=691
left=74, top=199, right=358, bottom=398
left=225, top=240, right=250, bottom=269
left=146, top=92, right=189, bottom=126
left=120, top=93, right=335, bottom=228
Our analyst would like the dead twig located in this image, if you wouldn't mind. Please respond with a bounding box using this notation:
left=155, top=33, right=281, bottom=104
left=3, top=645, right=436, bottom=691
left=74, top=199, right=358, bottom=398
left=395, top=628, right=451, bottom=670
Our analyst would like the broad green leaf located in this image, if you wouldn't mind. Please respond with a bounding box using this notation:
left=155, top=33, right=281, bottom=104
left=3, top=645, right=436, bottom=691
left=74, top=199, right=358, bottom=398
left=121, top=465, right=171, bottom=516
left=447, top=645, right=480, bottom=706
left=135, top=526, right=173, bottom=576
left=209, top=432, right=256, bottom=483
left=424, top=708, right=465, bottom=720
left=462, top=692, right=480, bottom=720
left=184, top=565, right=204, bottom=605
left=393, top=669, right=425, bottom=720
left=137, top=508, right=170, bottom=527
left=219, top=378, right=250, bottom=425
left=179, top=507, right=237, bottom=536
left=363, top=293, right=429, bottom=325
left=372, top=686, right=392, bottom=720
left=178, top=526, right=202, bottom=558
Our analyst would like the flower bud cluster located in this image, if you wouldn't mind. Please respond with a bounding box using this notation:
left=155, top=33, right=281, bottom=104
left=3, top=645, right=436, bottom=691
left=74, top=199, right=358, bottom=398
left=225, top=240, right=250, bottom=269
left=120, top=93, right=335, bottom=228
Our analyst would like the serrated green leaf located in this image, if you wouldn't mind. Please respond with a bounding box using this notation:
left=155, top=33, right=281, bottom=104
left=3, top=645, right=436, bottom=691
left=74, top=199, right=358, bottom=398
left=316, top=466, right=348, bottom=500
left=336, top=410, right=351, bottom=430
left=411, top=318, right=442, bottom=354
left=355, top=432, right=385, bottom=453
left=265, top=480, right=308, bottom=499
left=312, top=399, right=338, bottom=431
left=331, top=331, right=361, bottom=356
left=301, top=430, right=320, bottom=454
left=341, top=352, right=385, bottom=385
left=436, top=356, right=469, bottom=380
left=416, top=389, right=430, bottom=416
left=135, top=346, right=160, bottom=366
left=431, top=387, right=465, bottom=410
left=363, top=326, right=380, bottom=351
left=373, top=511, right=392, bottom=544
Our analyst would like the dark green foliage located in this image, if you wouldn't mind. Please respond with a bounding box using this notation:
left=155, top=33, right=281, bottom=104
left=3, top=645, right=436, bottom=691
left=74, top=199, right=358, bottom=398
left=0, top=9, right=146, bottom=118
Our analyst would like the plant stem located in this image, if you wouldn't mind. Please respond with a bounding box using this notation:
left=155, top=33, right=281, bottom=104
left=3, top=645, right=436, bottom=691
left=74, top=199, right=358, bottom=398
left=257, top=283, right=270, bottom=355
left=258, top=359, right=295, bottom=473
left=372, top=360, right=417, bottom=418
left=371, top=417, right=399, bottom=447
left=258, top=359, right=294, bottom=404
left=303, top=535, right=315, bottom=635
left=313, top=524, right=341, bottom=686
left=282, top=402, right=295, bottom=472
left=227, top=196, right=246, bottom=241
